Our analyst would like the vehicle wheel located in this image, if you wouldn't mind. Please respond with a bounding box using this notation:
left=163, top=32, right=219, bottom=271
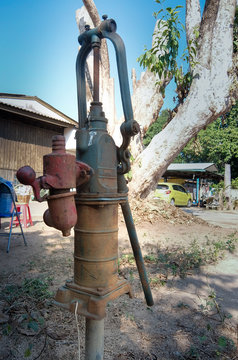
left=187, top=199, right=192, bottom=207
left=170, top=198, right=175, bottom=206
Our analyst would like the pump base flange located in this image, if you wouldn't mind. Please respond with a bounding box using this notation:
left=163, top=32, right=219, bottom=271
left=54, top=278, right=133, bottom=320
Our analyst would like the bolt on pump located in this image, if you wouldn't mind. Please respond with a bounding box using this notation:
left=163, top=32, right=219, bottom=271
left=17, top=14, right=153, bottom=359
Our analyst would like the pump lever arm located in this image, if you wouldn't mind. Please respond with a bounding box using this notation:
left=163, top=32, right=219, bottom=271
left=101, top=30, right=140, bottom=173
left=101, top=31, right=133, bottom=124
left=76, top=41, right=92, bottom=129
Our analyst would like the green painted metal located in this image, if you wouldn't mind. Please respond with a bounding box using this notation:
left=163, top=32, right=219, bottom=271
left=75, top=17, right=140, bottom=175
left=121, top=199, right=154, bottom=307
left=75, top=16, right=153, bottom=308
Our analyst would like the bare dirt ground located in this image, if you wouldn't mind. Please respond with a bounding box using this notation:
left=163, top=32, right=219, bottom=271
left=0, top=200, right=238, bottom=360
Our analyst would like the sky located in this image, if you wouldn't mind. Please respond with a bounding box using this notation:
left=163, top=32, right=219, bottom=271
left=0, top=0, right=191, bottom=121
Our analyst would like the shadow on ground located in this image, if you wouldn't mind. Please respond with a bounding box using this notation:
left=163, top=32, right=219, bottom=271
left=0, top=209, right=237, bottom=359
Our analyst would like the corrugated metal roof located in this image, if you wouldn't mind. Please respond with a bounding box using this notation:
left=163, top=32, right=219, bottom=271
left=167, top=163, right=218, bottom=172
left=0, top=94, right=77, bottom=126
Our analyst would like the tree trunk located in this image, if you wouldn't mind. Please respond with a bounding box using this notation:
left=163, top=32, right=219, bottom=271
left=186, top=0, right=201, bottom=45
left=130, top=0, right=236, bottom=199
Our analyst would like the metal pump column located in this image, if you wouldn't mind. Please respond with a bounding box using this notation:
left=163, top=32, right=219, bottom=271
left=85, top=30, right=104, bottom=360
left=16, top=14, right=154, bottom=360
left=74, top=16, right=154, bottom=359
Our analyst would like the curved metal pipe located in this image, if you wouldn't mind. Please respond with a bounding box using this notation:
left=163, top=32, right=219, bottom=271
left=101, top=30, right=134, bottom=124
left=76, top=42, right=92, bottom=129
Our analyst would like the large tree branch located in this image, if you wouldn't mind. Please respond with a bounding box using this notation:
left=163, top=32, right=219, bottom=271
left=197, top=0, right=220, bottom=69
left=82, top=0, right=100, bottom=26
left=186, top=0, right=201, bottom=45
left=210, top=0, right=236, bottom=99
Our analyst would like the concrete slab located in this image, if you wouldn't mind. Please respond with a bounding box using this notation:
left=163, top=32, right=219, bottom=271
left=184, top=207, right=238, bottom=229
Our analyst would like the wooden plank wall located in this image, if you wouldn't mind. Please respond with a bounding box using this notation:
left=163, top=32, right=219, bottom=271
left=0, top=116, right=63, bottom=182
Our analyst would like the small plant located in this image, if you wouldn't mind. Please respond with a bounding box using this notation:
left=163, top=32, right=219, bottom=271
left=2, top=323, right=12, bottom=336
left=144, top=254, right=157, bottom=263
left=155, top=235, right=238, bottom=279
left=225, top=233, right=238, bottom=252
left=124, top=312, right=135, bottom=322
left=1, top=276, right=53, bottom=304
left=21, top=277, right=53, bottom=301
left=177, top=302, right=190, bottom=309
left=149, top=277, right=166, bottom=287
left=199, top=289, right=232, bottom=324
left=129, top=269, right=134, bottom=281
left=217, top=336, right=235, bottom=352
left=185, top=345, right=200, bottom=359
left=24, top=344, right=33, bottom=358
left=27, top=260, right=36, bottom=270
left=120, top=253, right=135, bottom=265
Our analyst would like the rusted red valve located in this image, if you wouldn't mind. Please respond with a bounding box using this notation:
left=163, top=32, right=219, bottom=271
left=17, top=135, right=91, bottom=236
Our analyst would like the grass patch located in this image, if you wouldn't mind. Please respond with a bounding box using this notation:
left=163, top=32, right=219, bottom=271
left=118, top=234, right=237, bottom=283
left=1, top=276, right=53, bottom=304
left=143, top=233, right=238, bottom=280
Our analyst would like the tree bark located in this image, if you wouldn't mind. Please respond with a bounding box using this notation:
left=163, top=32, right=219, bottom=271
left=82, top=0, right=110, bottom=79
left=186, top=0, right=201, bottom=45
left=130, top=0, right=236, bottom=199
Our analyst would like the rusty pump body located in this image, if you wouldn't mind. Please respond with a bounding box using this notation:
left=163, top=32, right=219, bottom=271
left=17, top=16, right=153, bottom=322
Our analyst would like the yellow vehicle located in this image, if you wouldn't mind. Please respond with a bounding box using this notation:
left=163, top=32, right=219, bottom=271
left=154, top=183, right=192, bottom=207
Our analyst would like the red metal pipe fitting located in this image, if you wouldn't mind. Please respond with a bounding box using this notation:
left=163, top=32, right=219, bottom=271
left=17, top=135, right=91, bottom=236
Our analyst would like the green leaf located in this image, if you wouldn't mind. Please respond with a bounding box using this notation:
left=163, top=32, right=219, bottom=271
left=28, top=320, right=39, bottom=332
left=218, top=336, right=227, bottom=348
left=24, top=345, right=33, bottom=358
left=24, top=349, right=31, bottom=358
left=206, top=323, right=212, bottom=331
left=198, top=335, right=207, bottom=343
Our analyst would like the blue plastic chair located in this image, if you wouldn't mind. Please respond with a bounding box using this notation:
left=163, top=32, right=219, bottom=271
left=0, top=178, right=27, bottom=253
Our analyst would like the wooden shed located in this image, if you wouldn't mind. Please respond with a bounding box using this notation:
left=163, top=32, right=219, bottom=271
left=0, top=93, right=78, bottom=182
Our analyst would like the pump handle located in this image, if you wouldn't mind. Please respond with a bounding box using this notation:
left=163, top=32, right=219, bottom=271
left=17, top=166, right=45, bottom=202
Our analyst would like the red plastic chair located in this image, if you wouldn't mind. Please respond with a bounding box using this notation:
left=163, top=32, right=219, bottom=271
left=11, top=203, right=33, bottom=228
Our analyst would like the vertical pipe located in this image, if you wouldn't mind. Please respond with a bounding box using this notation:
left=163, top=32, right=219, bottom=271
left=120, top=200, right=154, bottom=307
left=225, top=163, right=232, bottom=210
left=93, top=46, right=100, bottom=102
left=85, top=319, right=104, bottom=360
left=196, top=177, right=199, bottom=205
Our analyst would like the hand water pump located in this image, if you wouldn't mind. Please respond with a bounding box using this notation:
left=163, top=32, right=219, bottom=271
left=17, top=15, right=153, bottom=359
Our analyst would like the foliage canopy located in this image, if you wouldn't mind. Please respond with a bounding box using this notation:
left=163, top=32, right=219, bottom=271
left=137, top=0, right=198, bottom=104
left=143, top=109, right=170, bottom=146
left=144, top=104, right=238, bottom=179
left=140, top=2, right=238, bottom=179
left=175, top=103, right=238, bottom=178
